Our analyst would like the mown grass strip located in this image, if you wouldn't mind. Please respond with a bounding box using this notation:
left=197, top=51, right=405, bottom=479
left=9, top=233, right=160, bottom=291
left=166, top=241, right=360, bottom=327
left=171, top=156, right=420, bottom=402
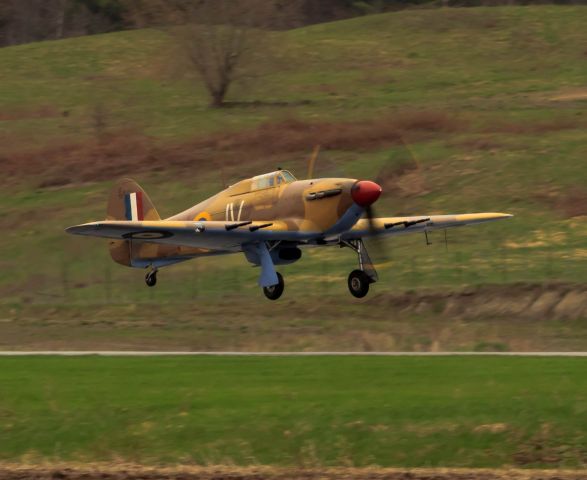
left=1, top=356, right=586, bottom=468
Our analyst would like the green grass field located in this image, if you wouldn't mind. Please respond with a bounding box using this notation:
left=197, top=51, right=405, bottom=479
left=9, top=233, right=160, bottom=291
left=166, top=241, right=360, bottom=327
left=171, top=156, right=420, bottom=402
left=1, top=356, right=586, bottom=468
left=2, top=6, right=587, bottom=348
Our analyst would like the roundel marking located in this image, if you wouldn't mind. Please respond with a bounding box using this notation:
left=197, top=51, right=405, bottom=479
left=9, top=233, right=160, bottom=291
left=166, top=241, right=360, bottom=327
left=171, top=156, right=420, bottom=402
left=194, top=211, right=212, bottom=222
left=123, top=230, right=173, bottom=240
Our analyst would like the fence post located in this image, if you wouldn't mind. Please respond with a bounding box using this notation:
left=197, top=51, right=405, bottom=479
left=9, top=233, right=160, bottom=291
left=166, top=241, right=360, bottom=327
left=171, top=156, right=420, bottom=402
left=500, top=246, right=508, bottom=283
left=104, top=262, right=112, bottom=303
left=454, top=250, right=463, bottom=285
left=61, top=256, right=70, bottom=301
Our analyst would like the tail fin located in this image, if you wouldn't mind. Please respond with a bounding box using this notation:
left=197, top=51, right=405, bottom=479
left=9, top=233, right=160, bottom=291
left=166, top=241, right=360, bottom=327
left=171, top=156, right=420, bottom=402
left=107, top=179, right=160, bottom=267
left=107, top=178, right=160, bottom=221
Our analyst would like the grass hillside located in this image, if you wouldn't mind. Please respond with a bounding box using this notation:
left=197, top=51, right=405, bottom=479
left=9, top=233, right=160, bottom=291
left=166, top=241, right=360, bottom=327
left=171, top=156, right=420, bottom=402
left=1, top=6, right=587, bottom=349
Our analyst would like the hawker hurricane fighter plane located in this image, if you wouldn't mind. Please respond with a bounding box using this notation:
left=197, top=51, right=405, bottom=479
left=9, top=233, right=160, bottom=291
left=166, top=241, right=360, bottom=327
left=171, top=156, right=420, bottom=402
left=66, top=170, right=511, bottom=300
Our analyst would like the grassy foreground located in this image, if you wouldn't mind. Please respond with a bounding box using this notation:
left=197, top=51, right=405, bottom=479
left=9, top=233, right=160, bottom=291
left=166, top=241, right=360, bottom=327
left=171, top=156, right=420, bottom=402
left=1, top=356, right=587, bottom=468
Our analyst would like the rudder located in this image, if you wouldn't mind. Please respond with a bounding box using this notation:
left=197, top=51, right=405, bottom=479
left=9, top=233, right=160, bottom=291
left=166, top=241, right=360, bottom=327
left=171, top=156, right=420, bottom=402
left=107, top=179, right=160, bottom=267
left=107, top=178, right=160, bottom=221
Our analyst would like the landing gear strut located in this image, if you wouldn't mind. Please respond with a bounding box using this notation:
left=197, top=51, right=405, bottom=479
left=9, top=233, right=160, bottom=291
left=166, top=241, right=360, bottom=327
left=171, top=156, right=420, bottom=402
left=342, top=239, right=377, bottom=298
left=263, top=272, right=285, bottom=300
left=145, top=269, right=158, bottom=287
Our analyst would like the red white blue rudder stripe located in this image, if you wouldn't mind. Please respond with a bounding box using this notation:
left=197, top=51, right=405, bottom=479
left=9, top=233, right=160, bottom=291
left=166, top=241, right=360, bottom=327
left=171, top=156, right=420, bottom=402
left=124, top=192, right=144, bottom=221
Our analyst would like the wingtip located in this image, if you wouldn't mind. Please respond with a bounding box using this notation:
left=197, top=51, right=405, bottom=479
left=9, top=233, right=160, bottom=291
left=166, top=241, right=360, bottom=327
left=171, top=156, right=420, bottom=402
left=65, top=223, right=100, bottom=235
left=65, top=225, right=83, bottom=235
left=453, top=212, right=514, bottom=225
left=484, top=212, right=514, bottom=222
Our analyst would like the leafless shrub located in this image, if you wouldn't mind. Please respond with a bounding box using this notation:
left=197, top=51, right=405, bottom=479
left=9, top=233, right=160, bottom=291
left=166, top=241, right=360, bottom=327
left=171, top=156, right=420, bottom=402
left=90, top=103, right=110, bottom=143
left=127, top=0, right=276, bottom=108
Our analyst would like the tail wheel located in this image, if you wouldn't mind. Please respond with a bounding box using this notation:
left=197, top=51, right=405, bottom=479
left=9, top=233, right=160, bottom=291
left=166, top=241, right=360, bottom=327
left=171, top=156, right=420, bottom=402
left=348, top=269, right=370, bottom=298
left=145, top=270, right=157, bottom=287
left=263, top=272, right=285, bottom=301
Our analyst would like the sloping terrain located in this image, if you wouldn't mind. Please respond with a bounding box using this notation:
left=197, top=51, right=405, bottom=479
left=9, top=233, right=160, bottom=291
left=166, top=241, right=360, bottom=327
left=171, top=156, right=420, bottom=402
left=1, top=6, right=587, bottom=346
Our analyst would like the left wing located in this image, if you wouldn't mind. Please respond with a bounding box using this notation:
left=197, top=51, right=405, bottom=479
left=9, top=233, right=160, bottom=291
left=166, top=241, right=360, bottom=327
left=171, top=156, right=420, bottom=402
left=66, top=220, right=312, bottom=252
left=66, top=219, right=317, bottom=287
left=343, top=212, right=512, bottom=239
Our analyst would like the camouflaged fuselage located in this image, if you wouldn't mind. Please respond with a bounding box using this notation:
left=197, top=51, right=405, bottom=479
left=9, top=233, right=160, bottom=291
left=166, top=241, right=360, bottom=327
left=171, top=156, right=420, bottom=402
left=107, top=173, right=360, bottom=267
left=168, top=177, right=357, bottom=233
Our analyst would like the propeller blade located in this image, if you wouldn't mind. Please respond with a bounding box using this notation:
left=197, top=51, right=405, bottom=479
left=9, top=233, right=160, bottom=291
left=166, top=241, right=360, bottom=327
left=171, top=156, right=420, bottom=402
left=364, top=204, right=389, bottom=264
left=307, top=144, right=321, bottom=179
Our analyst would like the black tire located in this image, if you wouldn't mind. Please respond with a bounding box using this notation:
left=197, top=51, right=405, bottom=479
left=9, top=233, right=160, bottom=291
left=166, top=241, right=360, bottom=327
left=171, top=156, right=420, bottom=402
left=145, top=271, right=157, bottom=287
left=263, top=272, right=285, bottom=301
left=348, top=270, right=370, bottom=298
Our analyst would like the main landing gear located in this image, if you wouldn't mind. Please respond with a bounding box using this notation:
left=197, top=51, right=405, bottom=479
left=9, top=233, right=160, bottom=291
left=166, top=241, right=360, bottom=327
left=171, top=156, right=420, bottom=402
left=342, top=239, right=378, bottom=299
left=348, top=270, right=372, bottom=298
left=259, top=239, right=377, bottom=300
left=263, top=272, right=285, bottom=301
left=145, top=268, right=158, bottom=287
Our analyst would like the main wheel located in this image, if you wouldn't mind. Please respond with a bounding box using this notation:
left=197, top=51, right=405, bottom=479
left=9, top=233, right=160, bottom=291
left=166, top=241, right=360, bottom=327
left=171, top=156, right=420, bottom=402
left=263, top=272, right=285, bottom=300
left=348, top=269, right=370, bottom=298
left=145, top=270, right=157, bottom=287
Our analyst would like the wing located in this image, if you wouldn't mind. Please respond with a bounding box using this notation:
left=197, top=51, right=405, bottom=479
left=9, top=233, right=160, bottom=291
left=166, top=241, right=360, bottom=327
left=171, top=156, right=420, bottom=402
left=343, top=212, right=512, bottom=239
left=65, top=220, right=313, bottom=251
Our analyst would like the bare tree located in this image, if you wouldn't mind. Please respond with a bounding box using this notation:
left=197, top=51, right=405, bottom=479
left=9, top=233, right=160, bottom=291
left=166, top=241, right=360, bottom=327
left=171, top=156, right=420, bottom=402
left=175, top=1, right=277, bottom=108
left=125, top=0, right=273, bottom=108
left=53, top=0, right=69, bottom=39
left=0, top=0, right=125, bottom=46
left=180, top=2, right=253, bottom=107
left=4, top=0, right=43, bottom=45
left=1, top=0, right=67, bottom=44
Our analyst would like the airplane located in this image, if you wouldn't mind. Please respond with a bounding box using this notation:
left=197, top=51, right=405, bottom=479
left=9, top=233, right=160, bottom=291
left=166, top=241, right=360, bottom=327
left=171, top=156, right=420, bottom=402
left=66, top=169, right=512, bottom=300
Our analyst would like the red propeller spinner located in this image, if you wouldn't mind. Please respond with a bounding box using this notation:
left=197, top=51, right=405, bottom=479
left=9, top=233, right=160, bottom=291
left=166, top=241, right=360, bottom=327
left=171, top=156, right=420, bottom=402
left=351, top=180, right=382, bottom=207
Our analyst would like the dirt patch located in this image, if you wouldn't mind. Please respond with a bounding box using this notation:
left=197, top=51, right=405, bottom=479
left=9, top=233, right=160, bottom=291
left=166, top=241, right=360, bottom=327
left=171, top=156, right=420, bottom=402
left=556, top=189, right=587, bottom=218
left=513, top=424, right=587, bottom=467
left=535, top=187, right=587, bottom=218
left=482, top=117, right=582, bottom=135
left=1, top=465, right=587, bottom=480
left=0, top=105, right=64, bottom=122
left=473, top=423, right=508, bottom=434
left=453, top=137, right=503, bottom=152
left=550, top=89, right=587, bottom=102
left=373, top=283, right=587, bottom=321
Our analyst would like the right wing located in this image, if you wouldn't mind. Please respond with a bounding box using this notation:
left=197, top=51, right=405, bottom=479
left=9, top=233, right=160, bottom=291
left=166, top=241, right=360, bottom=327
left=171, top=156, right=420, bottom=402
left=343, top=212, right=513, bottom=240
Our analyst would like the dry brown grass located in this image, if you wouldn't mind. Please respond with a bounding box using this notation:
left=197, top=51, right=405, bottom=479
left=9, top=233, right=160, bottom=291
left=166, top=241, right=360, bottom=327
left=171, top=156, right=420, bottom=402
left=482, top=117, right=582, bottom=135
left=0, top=110, right=463, bottom=188
left=170, top=110, right=462, bottom=157
left=3, top=110, right=579, bottom=189
left=554, top=188, right=587, bottom=218
left=1, top=464, right=587, bottom=480
left=535, top=187, right=587, bottom=218
left=0, top=105, right=64, bottom=121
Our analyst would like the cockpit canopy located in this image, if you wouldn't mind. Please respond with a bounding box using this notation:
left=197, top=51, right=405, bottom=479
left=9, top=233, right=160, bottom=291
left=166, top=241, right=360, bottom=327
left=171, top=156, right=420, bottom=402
left=226, top=170, right=297, bottom=197
left=251, top=170, right=297, bottom=190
